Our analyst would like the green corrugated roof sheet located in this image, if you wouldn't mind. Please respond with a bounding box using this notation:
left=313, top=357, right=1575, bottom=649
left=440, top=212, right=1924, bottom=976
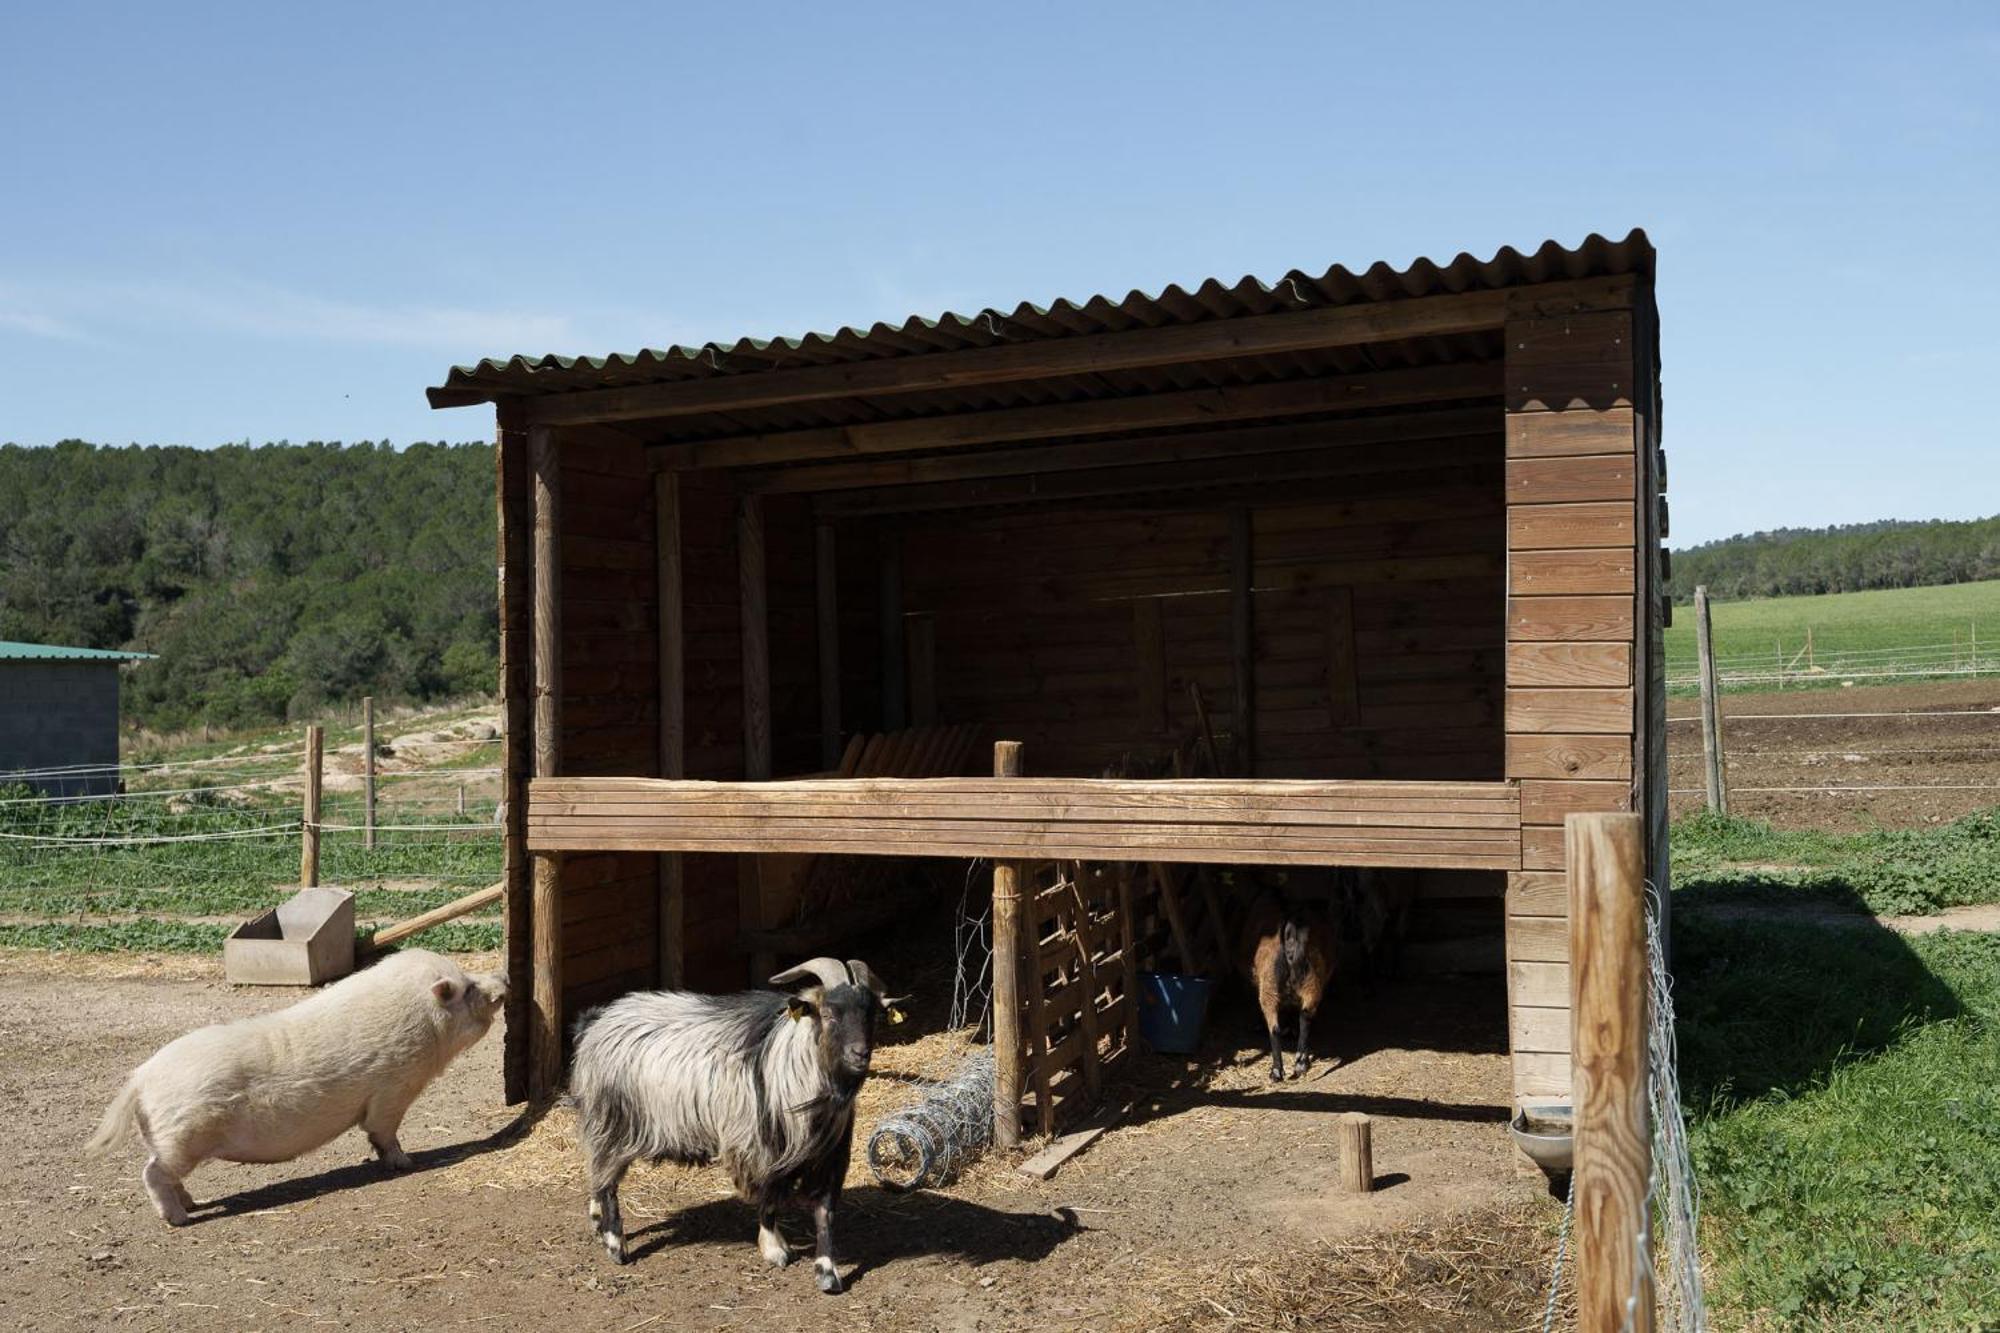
left=0, top=641, right=155, bottom=662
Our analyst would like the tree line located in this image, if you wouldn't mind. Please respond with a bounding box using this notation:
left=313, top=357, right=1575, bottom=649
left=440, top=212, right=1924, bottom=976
left=1668, top=515, right=2000, bottom=604
left=0, top=440, right=495, bottom=731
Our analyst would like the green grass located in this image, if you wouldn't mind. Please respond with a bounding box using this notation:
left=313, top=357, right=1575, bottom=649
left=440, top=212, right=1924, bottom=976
left=1664, top=578, right=2000, bottom=692
left=1671, top=808, right=2000, bottom=1325
left=1673, top=807, right=2000, bottom=916
left=1679, top=916, right=2000, bottom=1326
left=0, top=920, right=502, bottom=954
left=0, top=703, right=502, bottom=960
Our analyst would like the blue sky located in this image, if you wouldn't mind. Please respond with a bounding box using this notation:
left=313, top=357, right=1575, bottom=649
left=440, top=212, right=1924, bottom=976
left=1, top=2, right=1994, bottom=547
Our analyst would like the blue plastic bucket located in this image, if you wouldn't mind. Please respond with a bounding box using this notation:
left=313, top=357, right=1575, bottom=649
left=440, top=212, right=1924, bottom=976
left=1136, top=971, right=1213, bottom=1054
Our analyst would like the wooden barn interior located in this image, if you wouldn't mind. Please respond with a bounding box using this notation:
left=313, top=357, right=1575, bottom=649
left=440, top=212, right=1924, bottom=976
left=430, top=230, right=1667, bottom=1144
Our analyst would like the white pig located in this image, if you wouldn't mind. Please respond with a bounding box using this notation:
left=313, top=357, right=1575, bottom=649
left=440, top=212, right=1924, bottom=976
left=87, top=948, right=506, bottom=1224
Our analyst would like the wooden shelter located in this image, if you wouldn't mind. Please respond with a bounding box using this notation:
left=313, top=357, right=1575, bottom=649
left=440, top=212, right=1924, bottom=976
left=430, top=230, right=1667, bottom=1132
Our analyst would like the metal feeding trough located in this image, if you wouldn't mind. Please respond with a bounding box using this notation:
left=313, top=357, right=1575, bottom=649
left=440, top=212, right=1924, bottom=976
left=1509, top=1103, right=1574, bottom=1176
left=224, top=887, right=356, bottom=986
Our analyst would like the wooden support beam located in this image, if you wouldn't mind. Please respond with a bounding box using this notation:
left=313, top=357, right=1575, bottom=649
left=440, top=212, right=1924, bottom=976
left=990, top=741, right=1025, bottom=1151
left=1325, top=586, right=1359, bottom=726
left=1150, top=862, right=1202, bottom=974
left=738, top=494, right=771, bottom=781
left=1133, top=599, right=1166, bottom=733
left=655, top=471, right=685, bottom=990
left=809, top=414, right=1497, bottom=516
left=684, top=363, right=1501, bottom=472
left=362, top=882, right=504, bottom=955
left=815, top=522, right=841, bottom=770
left=1229, top=507, right=1255, bottom=774
left=521, top=283, right=1622, bottom=428
left=1569, top=811, right=1654, bottom=1333
left=528, top=424, right=564, bottom=1103
left=879, top=536, right=906, bottom=731
left=906, top=613, right=938, bottom=726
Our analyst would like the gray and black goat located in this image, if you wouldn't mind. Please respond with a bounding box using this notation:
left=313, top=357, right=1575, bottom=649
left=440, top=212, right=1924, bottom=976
left=568, top=956, right=906, bottom=1294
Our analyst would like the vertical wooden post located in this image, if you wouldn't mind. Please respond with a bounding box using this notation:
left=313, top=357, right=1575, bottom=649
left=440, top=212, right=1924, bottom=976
left=300, top=724, right=322, bottom=887
left=457, top=785, right=466, bottom=817
left=528, top=425, right=564, bottom=1103
left=990, top=739, right=1025, bottom=1150
left=1114, top=864, right=1141, bottom=1051
left=656, top=471, right=686, bottom=990
left=880, top=535, right=906, bottom=731
left=1694, top=586, right=1728, bottom=815
left=362, top=695, right=377, bottom=850
left=1569, top=811, right=1654, bottom=1333
left=738, top=494, right=770, bottom=782
left=1228, top=506, right=1255, bottom=773
left=906, top=614, right=938, bottom=726
left=815, top=522, right=841, bottom=770
left=1337, top=1112, right=1375, bottom=1193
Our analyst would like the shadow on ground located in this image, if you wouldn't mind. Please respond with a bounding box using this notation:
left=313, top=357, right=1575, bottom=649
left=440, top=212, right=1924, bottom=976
left=184, top=1105, right=540, bottom=1222
left=623, top=1187, right=1084, bottom=1288
left=1673, top=891, right=1962, bottom=1106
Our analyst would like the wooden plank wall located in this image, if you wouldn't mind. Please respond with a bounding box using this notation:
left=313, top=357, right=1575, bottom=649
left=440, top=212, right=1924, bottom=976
left=557, top=433, right=661, bottom=1019
left=673, top=469, right=753, bottom=992
left=882, top=430, right=1505, bottom=782
left=1501, top=285, right=1646, bottom=1106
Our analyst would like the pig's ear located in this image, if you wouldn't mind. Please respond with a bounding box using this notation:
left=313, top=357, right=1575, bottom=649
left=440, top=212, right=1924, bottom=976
left=432, top=978, right=460, bottom=1004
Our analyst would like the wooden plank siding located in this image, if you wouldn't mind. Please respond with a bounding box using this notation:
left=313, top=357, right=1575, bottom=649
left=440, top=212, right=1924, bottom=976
left=1502, top=292, right=1643, bottom=1107
left=555, top=434, right=661, bottom=1037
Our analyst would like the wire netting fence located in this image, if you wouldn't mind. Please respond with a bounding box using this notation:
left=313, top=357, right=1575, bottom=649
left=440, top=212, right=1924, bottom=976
left=0, top=720, right=504, bottom=954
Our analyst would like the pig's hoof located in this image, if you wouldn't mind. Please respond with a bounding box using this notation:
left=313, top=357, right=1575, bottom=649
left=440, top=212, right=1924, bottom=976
left=814, top=1258, right=843, bottom=1294
left=381, top=1151, right=416, bottom=1172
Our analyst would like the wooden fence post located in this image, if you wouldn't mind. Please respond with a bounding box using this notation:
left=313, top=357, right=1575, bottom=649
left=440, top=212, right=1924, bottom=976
left=990, top=740, right=1025, bottom=1151
left=1570, top=811, right=1654, bottom=1333
left=1338, top=1112, right=1375, bottom=1193
left=300, top=724, right=322, bottom=887
left=362, top=695, right=377, bottom=850
left=1693, top=586, right=1729, bottom=815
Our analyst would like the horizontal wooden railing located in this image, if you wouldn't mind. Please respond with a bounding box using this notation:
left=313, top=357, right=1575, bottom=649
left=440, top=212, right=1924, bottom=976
left=527, top=777, right=1522, bottom=870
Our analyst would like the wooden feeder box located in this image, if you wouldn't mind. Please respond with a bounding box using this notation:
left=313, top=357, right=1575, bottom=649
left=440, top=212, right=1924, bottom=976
left=225, top=887, right=356, bottom=986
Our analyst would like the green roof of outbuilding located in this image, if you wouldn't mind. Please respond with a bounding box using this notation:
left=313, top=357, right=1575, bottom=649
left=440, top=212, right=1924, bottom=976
left=0, top=641, right=155, bottom=662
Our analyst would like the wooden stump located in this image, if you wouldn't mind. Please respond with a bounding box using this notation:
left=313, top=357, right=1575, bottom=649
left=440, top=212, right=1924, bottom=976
left=1338, top=1112, right=1375, bottom=1193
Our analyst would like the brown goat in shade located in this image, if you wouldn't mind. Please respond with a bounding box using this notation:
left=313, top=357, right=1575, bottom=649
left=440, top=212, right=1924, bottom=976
left=1237, top=888, right=1335, bottom=1081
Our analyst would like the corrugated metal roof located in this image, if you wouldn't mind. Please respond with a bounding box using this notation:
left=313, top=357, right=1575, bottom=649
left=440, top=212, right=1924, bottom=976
left=0, top=641, right=155, bottom=662
left=428, top=229, right=1653, bottom=411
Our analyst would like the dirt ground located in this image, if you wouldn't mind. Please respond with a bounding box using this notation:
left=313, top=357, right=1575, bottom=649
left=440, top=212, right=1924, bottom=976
left=1667, top=677, right=2000, bottom=829
left=0, top=951, right=1541, bottom=1332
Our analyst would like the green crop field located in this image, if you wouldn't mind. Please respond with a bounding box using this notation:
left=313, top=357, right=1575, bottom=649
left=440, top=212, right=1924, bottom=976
left=1664, top=578, right=2000, bottom=692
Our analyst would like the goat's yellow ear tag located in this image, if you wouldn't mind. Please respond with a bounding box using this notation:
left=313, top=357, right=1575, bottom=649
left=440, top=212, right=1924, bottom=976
left=785, top=998, right=814, bottom=1021
left=887, top=1006, right=907, bottom=1025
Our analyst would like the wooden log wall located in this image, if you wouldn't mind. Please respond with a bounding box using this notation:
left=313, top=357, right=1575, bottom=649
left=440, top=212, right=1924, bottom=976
left=1501, top=282, right=1653, bottom=1107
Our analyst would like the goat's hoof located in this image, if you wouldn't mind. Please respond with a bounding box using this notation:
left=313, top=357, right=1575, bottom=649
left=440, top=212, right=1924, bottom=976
left=1268, top=1067, right=1284, bottom=1083
left=815, top=1259, right=843, bottom=1294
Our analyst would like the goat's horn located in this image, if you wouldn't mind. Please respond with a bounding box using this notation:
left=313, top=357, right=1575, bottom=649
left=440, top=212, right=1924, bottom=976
left=845, top=959, right=893, bottom=998
left=769, top=957, right=852, bottom=991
